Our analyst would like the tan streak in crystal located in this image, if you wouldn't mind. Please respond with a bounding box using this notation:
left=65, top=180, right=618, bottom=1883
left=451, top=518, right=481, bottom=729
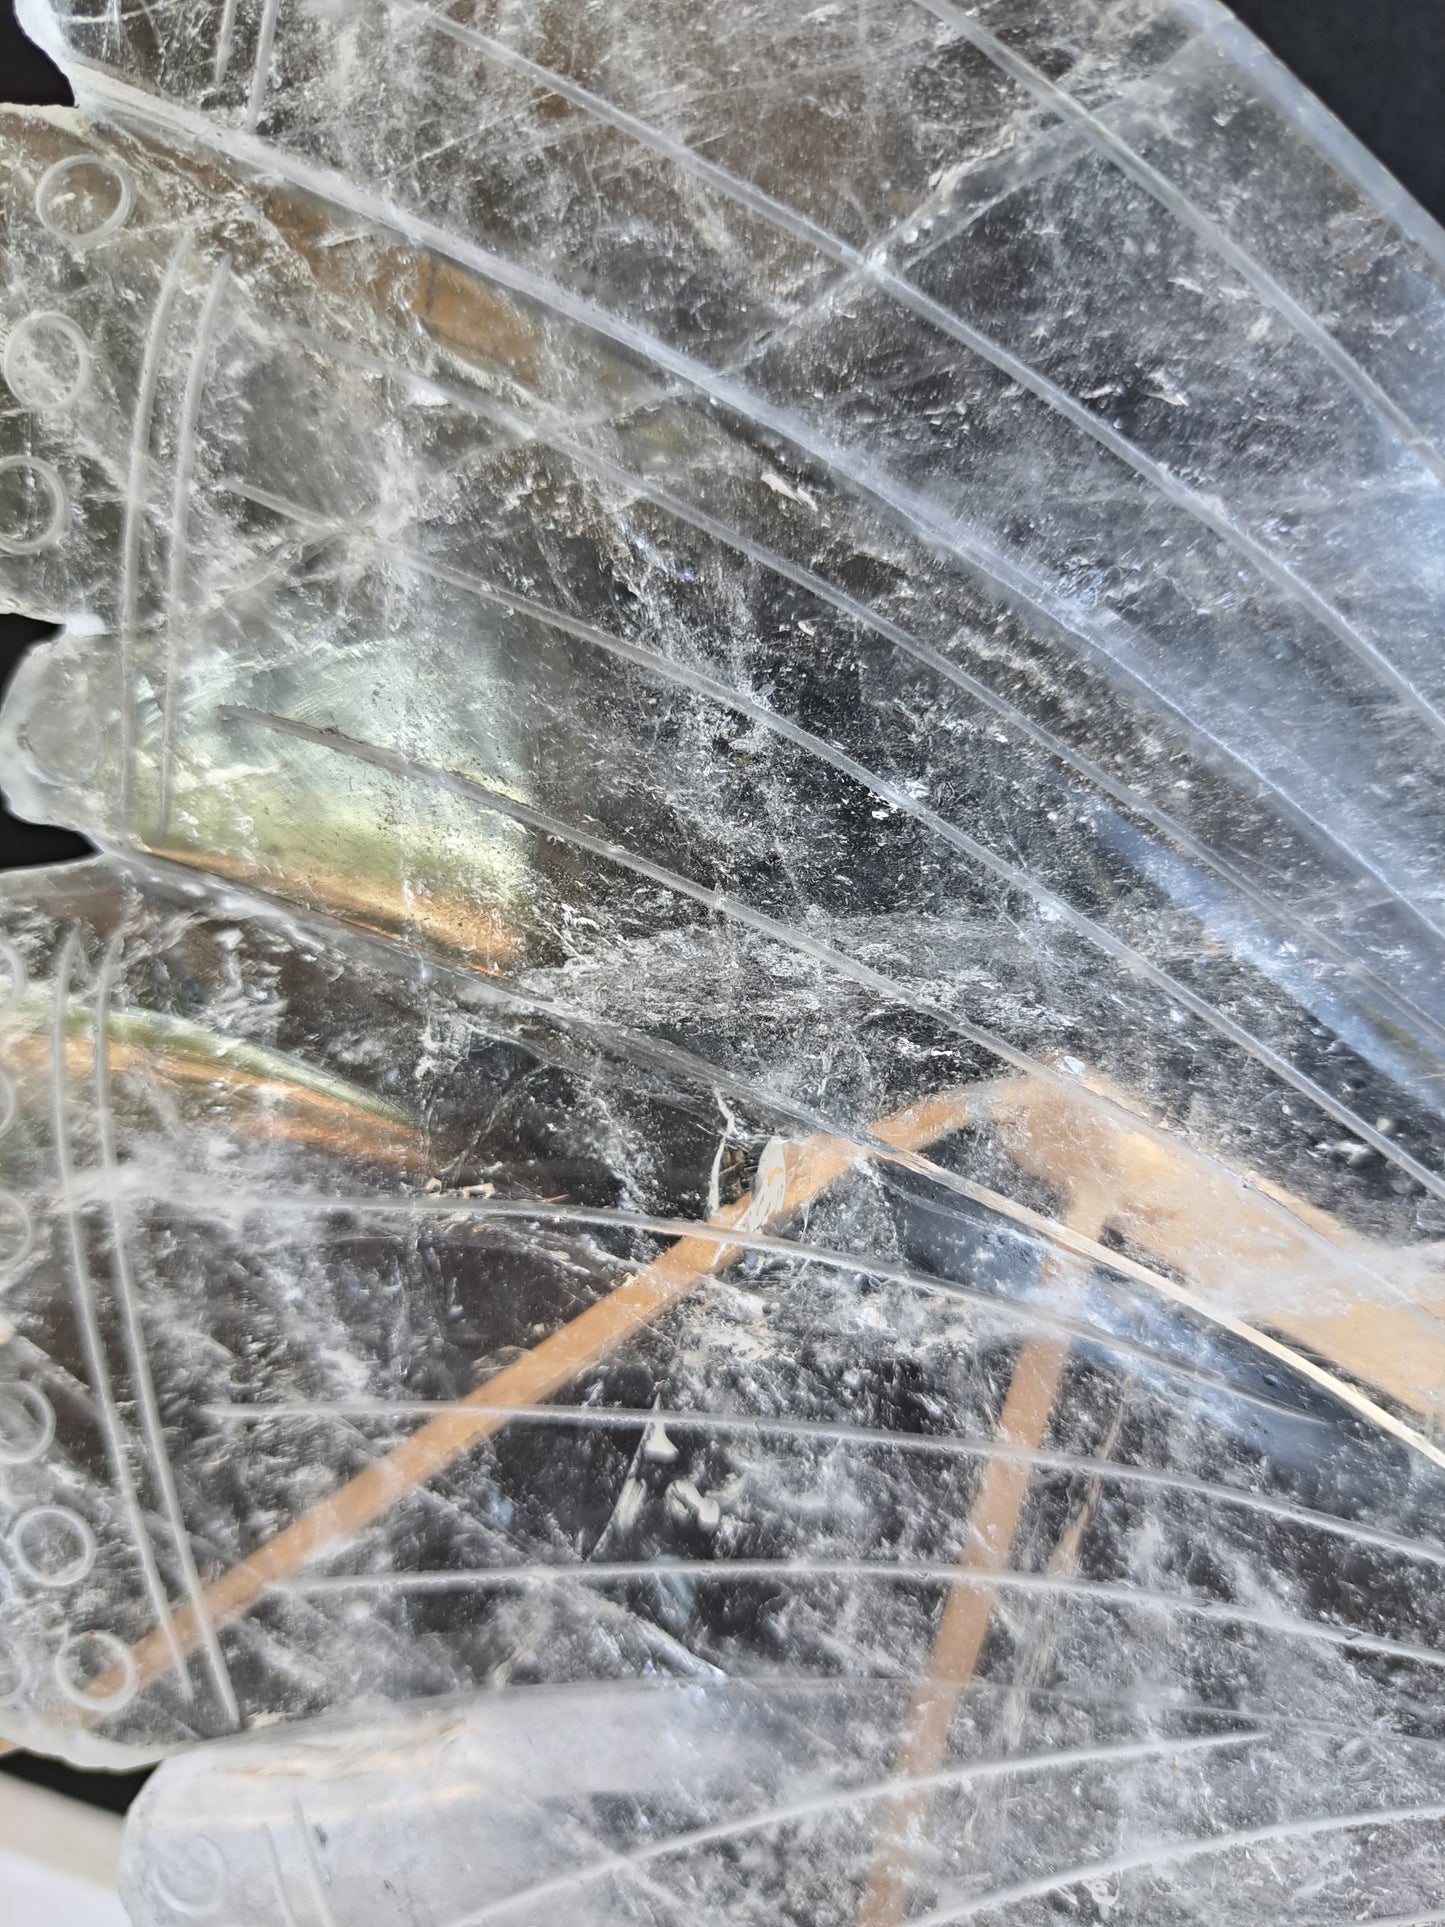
left=993, top=1075, right=1445, bottom=1420
left=0, top=1023, right=427, bottom=1172
left=149, top=844, right=524, bottom=975
left=855, top=1189, right=1107, bottom=1927
left=104, top=1085, right=982, bottom=1705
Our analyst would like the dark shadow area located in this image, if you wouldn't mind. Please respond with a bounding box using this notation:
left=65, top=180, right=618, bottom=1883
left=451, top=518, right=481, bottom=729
left=1, top=1745, right=152, bottom=1817
left=0, top=0, right=71, bottom=106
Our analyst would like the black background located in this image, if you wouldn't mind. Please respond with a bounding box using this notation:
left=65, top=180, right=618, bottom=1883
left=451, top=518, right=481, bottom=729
left=0, top=0, right=1441, bottom=1813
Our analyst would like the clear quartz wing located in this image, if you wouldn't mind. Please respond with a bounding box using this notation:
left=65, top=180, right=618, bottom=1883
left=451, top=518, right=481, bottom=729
left=0, top=2, right=1444, bottom=1921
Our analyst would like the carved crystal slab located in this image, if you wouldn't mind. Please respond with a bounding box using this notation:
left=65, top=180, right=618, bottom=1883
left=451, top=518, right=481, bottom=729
left=113, top=1679, right=1445, bottom=1927
left=0, top=0, right=1444, bottom=1920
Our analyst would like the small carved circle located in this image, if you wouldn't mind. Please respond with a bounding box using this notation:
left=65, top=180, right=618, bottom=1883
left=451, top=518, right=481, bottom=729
left=20, top=692, right=102, bottom=785
left=0, top=940, right=25, bottom=1014
left=11, top=1505, right=97, bottom=1588
left=151, top=1834, right=229, bottom=1918
left=0, top=457, right=69, bottom=555
left=3, top=312, right=92, bottom=411
left=34, top=154, right=136, bottom=250
left=0, top=1190, right=34, bottom=1275
left=0, top=1384, right=54, bottom=1465
left=54, top=1628, right=137, bottom=1713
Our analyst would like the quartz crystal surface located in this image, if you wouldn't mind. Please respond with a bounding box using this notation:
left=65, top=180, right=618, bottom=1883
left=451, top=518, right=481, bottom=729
left=1, top=0, right=1445, bottom=1920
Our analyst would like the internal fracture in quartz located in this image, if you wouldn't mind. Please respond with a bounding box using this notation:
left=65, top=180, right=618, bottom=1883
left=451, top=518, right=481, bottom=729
left=1, top=0, right=1445, bottom=1921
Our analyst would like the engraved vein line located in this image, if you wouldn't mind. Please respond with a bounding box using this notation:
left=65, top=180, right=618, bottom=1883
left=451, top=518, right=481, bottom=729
left=93, top=937, right=241, bottom=1726
left=600, top=1670, right=1444, bottom=1757
left=219, top=684, right=1445, bottom=1329
left=49, top=932, right=191, bottom=1691
left=453, top=1731, right=1257, bottom=1926
left=266, top=1824, right=304, bottom=1927
left=1314, top=1917, right=1445, bottom=1927
left=186, top=1182, right=1324, bottom=1428
left=118, top=233, right=192, bottom=832
left=272, top=319, right=1445, bottom=1026
left=212, top=0, right=241, bottom=85
left=402, top=0, right=1445, bottom=738
left=1328, top=1915, right=1445, bottom=1927
left=911, top=0, right=1445, bottom=492
left=293, top=1798, right=339, bottom=1927
left=371, top=532, right=1438, bottom=1201
left=277, top=1562, right=1445, bottom=1671
left=207, top=1390, right=1445, bottom=1568
left=159, top=253, right=231, bottom=837
left=75, top=64, right=1445, bottom=812
left=905, top=1801, right=1445, bottom=1926
left=244, top=0, right=282, bottom=131
left=715, top=117, right=1095, bottom=386
left=586, top=1856, right=698, bottom=1927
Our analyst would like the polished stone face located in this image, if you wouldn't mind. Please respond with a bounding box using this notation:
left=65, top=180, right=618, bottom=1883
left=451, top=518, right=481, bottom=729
left=0, top=2, right=1444, bottom=1921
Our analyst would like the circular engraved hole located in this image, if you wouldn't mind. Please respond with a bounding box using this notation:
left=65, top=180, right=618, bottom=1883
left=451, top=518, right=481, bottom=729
left=0, top=457, right=69, bottom=556
left=151, top=1834, right=228, bottom=1918
left=20, top=690, right=102, bottom=784
left=54, top=1628, right=137, bottom=1713
left=0, top=940, right=25, bottom=1015
left=0, top=1384, right=54, bottom=1464
left=34, top=154, right=135, bottom=250
left=0, top=1190, right=34, bottom=1275
left=3, top=312, right=92, bottom=411
left=11, top=1505, right=97, bottom=1588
